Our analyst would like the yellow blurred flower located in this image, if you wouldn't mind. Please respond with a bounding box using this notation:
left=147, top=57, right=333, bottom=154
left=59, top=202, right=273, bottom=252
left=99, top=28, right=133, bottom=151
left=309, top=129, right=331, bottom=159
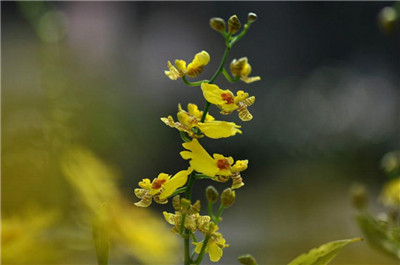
left=2, top=209, right=61, bottom=264
left=230, top=57, right=261, bottom=83
left=180, top=139, right=247, bottom=181
left=201, top=83, right=255, bottom=121
left=61, top=146, right=180, bottom=264
left=165, top=51, right=210, bottom=80
left=135, top=168, right=193, bottom=207
left=380, top=177, right=400, bottom=208
left=161, top=103, right=242, bottom=139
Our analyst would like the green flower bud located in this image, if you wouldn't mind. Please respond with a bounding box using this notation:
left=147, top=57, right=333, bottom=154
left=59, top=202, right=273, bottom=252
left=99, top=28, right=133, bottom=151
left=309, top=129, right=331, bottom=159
left=220, top=188, right=236, bottom=208
left=172, top=195, right=181, bottom=211
left=228, top=15, right=241, bottom=34
left=206, top=185, right=219, bottom=203
left=238, top=254, right=258, bottom=265
left=381, top=151, right=400, bottom=177
left=210, top=17, right=226, bottom=33
left=378, top=6, right=398, bottom=34
left=349, top=183, right=368, bottom=210
left=189, top=200, right=201, bottom=214
left=248, top=12, right=257, bottom=23
left=180, top=198, right=191, bottom=212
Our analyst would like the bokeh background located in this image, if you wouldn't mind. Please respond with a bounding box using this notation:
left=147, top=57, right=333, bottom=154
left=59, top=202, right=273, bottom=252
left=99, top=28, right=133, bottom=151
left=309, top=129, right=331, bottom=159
left=2, top=1, right=400, bottom=264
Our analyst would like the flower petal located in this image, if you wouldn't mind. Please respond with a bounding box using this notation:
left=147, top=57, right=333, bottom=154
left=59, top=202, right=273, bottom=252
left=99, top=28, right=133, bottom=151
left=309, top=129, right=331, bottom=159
left=180, top=139, right=219, bottom=176
left=160, top=168, right=193, bottom=200
left=198, top=121, right=242, bottom=139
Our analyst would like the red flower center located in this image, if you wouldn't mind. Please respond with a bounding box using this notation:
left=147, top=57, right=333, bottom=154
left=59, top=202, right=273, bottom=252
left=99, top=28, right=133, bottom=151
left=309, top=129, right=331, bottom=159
left=152, top=179, right=167, bottom=190
left=221, top=93, right=235, bottom=104
left=217, top=159, right=231, bottom=170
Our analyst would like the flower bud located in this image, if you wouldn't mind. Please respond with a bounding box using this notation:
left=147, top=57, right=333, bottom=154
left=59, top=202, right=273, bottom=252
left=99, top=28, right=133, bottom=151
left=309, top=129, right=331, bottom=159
left=248, top=12, right=257, bottom=23
left=210, top=17, right=226, bottom=33
left=180, top=198, right=191, bottom=212
left=230, top=57, right=247, bottom=77
left=189, top=200, right=201, bottom=214
left=220, top=188, right=236, bottom=208
left=381, top=151, right=400, bottom=176
left=349, top=183, right=368, bottom=210
left=228, top=15, right=241, bottom=34
left=206, top=185, right=219, bottom=203
left=238, top=254, right=258, bottom=265
left=378, top=6, right=398, bottom=34
left=172, top=195, right=181, bottom=210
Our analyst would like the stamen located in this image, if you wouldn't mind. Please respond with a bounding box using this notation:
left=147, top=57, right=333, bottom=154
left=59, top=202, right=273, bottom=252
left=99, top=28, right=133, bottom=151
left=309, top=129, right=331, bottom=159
left=221, top=93, right=235, bottom=104
left=217, top=159, right=231, bottom=170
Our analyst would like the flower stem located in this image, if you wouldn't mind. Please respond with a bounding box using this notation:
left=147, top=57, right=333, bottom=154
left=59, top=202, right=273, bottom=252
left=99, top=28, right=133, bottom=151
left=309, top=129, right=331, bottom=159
left=200, top=44, right=232, bottom=123
left=182, top=76, right=209, bottom=86
left=184, top=236, right=191, bottom=265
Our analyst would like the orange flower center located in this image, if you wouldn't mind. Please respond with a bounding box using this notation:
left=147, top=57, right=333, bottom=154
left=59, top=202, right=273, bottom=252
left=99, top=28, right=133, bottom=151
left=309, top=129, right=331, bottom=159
left=217, top=159, right=231, bottom=170
left=221, top=93, right=235, bottom=104
left=152, top=179, right=167, bottom=190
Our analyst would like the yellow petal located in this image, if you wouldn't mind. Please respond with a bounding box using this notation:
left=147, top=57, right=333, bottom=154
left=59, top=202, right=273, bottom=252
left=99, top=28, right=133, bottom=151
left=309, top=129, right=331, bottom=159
left=165, top=61, right=182, bottom=80
left=201, top=83, right=237, bottom=112
left=148, top=173, right=170, bottom=195
left=160, top=168, right=193, bottom=200
left=213, top=154, right=233, bottom=176
left=138, top=178, right=151, bottom=190
left=241, top=62, right=252, bottom=77
left=193, top=242, right=204, bottom=254
left=208, top=241, right=223, bottom=262
left=180, top=139, right=219, bottom=177
left=198, top=121, right=242, bottom=139
left=175, top=59, right=187, bottom=72
left=234, top=90, right=250, bottom=104
left=231, top=160, right=248, bottom=172
left=241, top=76, right=261, bottom=83
left=186, top=51, right=210, bottom=77
left=163, top=211, right=177, bottom=225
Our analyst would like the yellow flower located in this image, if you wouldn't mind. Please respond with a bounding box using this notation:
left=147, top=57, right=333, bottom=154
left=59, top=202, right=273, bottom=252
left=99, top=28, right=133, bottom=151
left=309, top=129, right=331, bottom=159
left=163, top=211, right=199, bottom=233
left=180, top=139, right=247, bottom=181
left=230, top=57, right=261, bottom=83
left=201, top=83, right=255, bottom=121
left=134, top=168, right=193, bottom=207
left=165, top=51, right=210, bottom=80
left=161, top=103, right=242, bottom=139
left=193, top=226, right=229, bottom=262
left=380, top=177, right=400, bottom=208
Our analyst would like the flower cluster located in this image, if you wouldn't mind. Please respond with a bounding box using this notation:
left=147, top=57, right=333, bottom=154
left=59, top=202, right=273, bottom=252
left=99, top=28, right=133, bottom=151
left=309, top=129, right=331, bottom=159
left=134, top=12, right=259, bottom=264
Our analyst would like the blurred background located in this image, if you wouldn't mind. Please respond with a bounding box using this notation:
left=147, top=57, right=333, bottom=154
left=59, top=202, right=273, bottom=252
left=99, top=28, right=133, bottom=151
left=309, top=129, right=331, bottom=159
left=2, top=1, right=400, bottom=264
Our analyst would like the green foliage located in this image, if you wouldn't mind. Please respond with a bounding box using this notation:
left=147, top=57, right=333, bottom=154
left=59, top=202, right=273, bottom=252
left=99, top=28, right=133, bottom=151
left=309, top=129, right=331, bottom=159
left=287, top=238, right=361, bottom=265
left=357, top=214, right=400, bottom=259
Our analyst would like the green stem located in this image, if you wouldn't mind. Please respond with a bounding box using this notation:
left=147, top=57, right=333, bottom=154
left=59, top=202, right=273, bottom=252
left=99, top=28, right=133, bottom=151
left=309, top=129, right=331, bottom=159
left=208, top=201, right=215, bottom=220
left=180, top=131, right=191, bottom=142
left=169, top=187, right=187, bottom=198
left=222, top=68, right=239, bottom=83
left=182, top=76, right=209, bottom=86
left=194, top=205, right=225, bottom=264
left=194, top=235, right=211, bottom=265
left=200, top=102, right=211, bottom=123
left=182, top=172, right=196, bottom=265
left=184, top=236, right=191, bottom=265
left=209, top=46, right=231, bottom=84
left=215, top=204, right=225, bottom=224
left=194, top=173, right=212, bottom=179
left=229, top=21, right=252, bottom=46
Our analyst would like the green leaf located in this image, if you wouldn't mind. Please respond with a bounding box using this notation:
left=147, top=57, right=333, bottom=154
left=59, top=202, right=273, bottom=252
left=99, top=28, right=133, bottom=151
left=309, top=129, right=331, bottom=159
left=287, top=238, right=362, bottom=265
left=357, top=214, right=400, bottom=259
